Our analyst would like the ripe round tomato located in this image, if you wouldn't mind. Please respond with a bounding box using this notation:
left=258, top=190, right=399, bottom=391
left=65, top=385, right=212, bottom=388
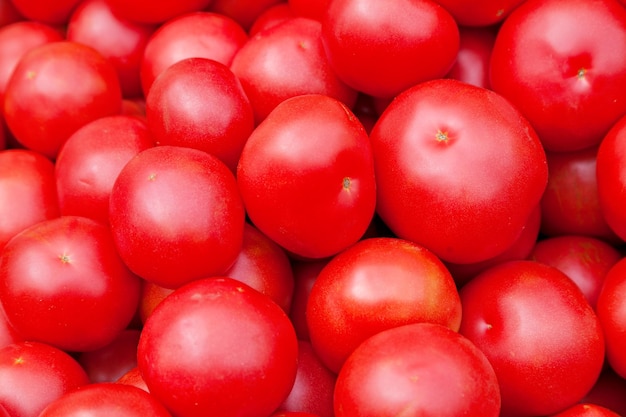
left=137, top=277, right=298, bottom=417
left=370, top=78, right=548, bottom=264
left=106, top=0, right=213, bottom=23
left=320, top=0, right=459, bottom=98
left=55, top=115, right=154, bottom=225
left=109, top=145, right=245, bottom=289
left=38, top=383, right=173, bottom=417
left=445, top=25, right=497, bottom=89
left=237, top=94, right=376, bottom=259
left=9, top=0, right=81, bottom=25
left=0, top=341, right=89, bottom=417
left=3, top=41, right=122, bottom=159
left=490, top=0, right=626, bottom=152
left=76, top=329, right=141, bottom=384
left=230, top=17, right=358, bottom=124
left=550, top=404, right=621, bottom=417
left=460, top=260, right=605, bottom=416
left=334, top=322, right=501, bottom=417
left=0, top=216, right=141, bottom=352
left=435, top=0, right=527, bottom=26
left=145, top=57, right=254, bottom=172
left=209, top=0, right=283, bottom=30
left=306, top=237, right=462, bottom=373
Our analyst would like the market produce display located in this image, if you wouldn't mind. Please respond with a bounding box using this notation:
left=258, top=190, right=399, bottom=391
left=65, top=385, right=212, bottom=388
left=1, top=0, right=626, bottom=416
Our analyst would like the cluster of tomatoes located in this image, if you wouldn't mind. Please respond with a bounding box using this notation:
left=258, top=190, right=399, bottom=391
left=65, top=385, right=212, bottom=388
left=1, top=0, right=626, bottom=416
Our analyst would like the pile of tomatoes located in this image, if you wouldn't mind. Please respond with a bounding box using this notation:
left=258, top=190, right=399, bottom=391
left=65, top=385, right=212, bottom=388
left=1, top=0, right=626, bottom=416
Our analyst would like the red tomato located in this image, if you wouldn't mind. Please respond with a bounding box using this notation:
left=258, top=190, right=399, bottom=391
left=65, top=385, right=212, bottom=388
left=38, top=383, right=172, bottom=417
left=288, top=0, right=331, bottom=21
left=230, top=17, right=358, bottom=124
left=445, top=25, right=497, bottom=89
left=0, top=0, right=23, bottom=27
left=66, top=0, right=157, bottom=98
left=224, top=222, right=295, bottom=312
left=334, top=323, right=501, bottom=417
left=0, top=216, right=141, bottom=352
left=435, top=0, right=527, bottom=26
left=597, top=114, right=626, bottom=241
left=306, top=237, right=462, bottom=373
left=116, top=367, right=149, bottom=393
left=460, top=260, right=605, bottom=416
left=237, top=94, right=376, bottom=259
left=3, top=41, right=122, bottom=159
left=542, top=146, right=621, bottom=243
left=0, top=341, right=89, bottom=417
left=582, top=368, right=626, bottom=416
left=145, top=57, right=254, bottom=172
left=289, top=258, right=330, bottom=341
left=550, top=404, right=622, bottom=417
left=76, top=329, right=141, bottom=383
left=596, top=257, right=626, bottom=379
left=370, top=78, right=548, bottom=264
left=137, top=277, right=298, bottom=417
left=140, top=12, right=248, bottom=95
left=106, top=0, right=213, bottom=24
left=248, top=3, right=296, bottom=36
left=321, top=0, right=459, bottom=98
left=0, top=149, right=59, bottom=248
left=529, top=235, right=622, bottom=310
left=277, top=341, right=336, bottom=417
left=490, top=0, right=626, bottom=152
left=55, top=115, right=155, bottom=225
left=109, top=146, right=245, bottom=289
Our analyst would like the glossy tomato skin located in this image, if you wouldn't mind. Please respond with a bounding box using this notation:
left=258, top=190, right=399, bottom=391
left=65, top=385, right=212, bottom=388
left=370, top=78, right=548, bottom=264
left=490, top=0, right=626, bottom=152
left=542, top=146, right=621, bottom=243
left=237, top=94, right=376, bottom=259
left=529, top=235, right=622, bottom=310
left=209, top=0, right=283, bottom=30
left=596, top=257, right=626, bottom=379
left=0, top=149, right=59, bottom=248
left=231, top=17, right=357, bottom=124
left=306, top=237, right=462, bottom=373
left=549, top=404, right=622, bottom=417
left=321, top=0, right=459, bottom=98
left=289, top=258, right=330, bottom=341
left=9, top=0, right=80, bottom=25
left=334, top=323, right=501, bottom=417
left=38, top=383, right=172, bottom=417
left=445, top=25, right=497, bottom=89
left=597, top=114, right=626, bottom=241
left=140, top=12, right=248, bottom=95
left=109, top=146, right=245, bottom=289
left=0, top=341, right=89, bottom=417
left=55, top=115, right=154, bottom=225
left=66, top=0, right=157, bottom=98
left=460, top=260, right=605, bottom=417
left=145, top=57, right=254, bottom=172
left=3, top=41, right=122, bottom=159
left=435, top=0, right=527, bottom=26
left=248, top=3, right=295, bottom=36
left=137, top=277, right=298, bottom=417
left=0, top=216, right=141, bottom=352
left=106, top=0, right=212, bottom=23
left=76, top=329, right=141, bottom=383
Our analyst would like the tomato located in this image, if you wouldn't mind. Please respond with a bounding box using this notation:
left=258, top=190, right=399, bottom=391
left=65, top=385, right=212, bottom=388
left=490, top=0, right=626, bottom=152
left=0, top=216, right=141, bottom=352
left=209, top=0, right=283, bottom=30
left=76, top=329, right=141, bottom=383
left=0, top=149, right=59, bottom=248
left=0, top=0, right=23, bottom=27
left=370, top=78, right=548, bottom=264
left=38, top=383, right=172, bottom=417
left=529, top=235, right=622, bottom=309
left=542, top=146, right=621, bottom=243
left=0, top=341, right=89, bottom=417
left=459, top=260, right=605, bottom=416
left=306, top=237, right=462, bottom=373
left=237, top=94, right=376, bottom=259
left=54, top=115, right=154, bottom=225
left=66, top=0, right=157, bottom=98
left=230, top=17, right=358, bottom=124
left=289, top=258, right=329, bottom=341
left=145, top=57, right=254, bottom=172
left=106, top=0, right=213, bottom=24
left=596, top=257, right=626, bottom=380
left=248, top=3, right=296, bottom=36
left=597, top=114, right=626, bottom=241
left=277, top=340, right=336, bottom=417
left=582, top=368, right=626, bottom=416
left=116, top=367, right=149, bottom=393
left=334, top=322, right=501, bottom=417
left=109, top=145, right=245, bottom=289
left=9, top=0, right=81, bottom=25
left=139, top=12, right=248, bottom=95
left=445, top=25, right=497, bottom=89
left=3, top=41, right=122, bottom=159
left=550, top=404, right=622, bottom=417
left=137, top=277, right=298, bottom=417
left=288, top=0, right=331, bottom=21
left=321, top=0, right=459, bottom=99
